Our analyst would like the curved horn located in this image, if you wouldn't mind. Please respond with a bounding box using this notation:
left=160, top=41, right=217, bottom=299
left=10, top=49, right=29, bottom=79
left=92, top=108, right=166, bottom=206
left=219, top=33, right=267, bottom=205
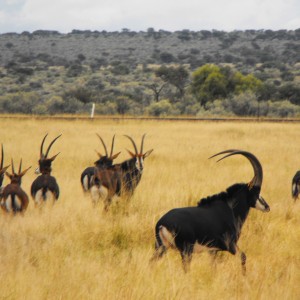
left=124, top=135, right=138, bottom=155
left=11, top=158, right=15, bottom=174
left=45, top=134, right=62, bottom=158
left=211, top=149, right=263, bottom=189
left=209, top=149, right=239, bottom=160
left=96, top=134, right=108, bottom=156
left=40, top=133, right=48, bottom=158
left=110, top=134, right=115, bottom=157
left=140, top=134, right=146, bottom=154
left=19, top=158, right=22, bottom=174
left=1, top=144, right=3, bottom=169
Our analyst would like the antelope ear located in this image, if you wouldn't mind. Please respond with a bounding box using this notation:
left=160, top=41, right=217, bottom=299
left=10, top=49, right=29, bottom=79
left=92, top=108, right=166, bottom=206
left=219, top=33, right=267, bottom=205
left=0, top=165, right=10, bottom=176
left=49, top=152, right=60, bottom=161
left=20, top=166, right=32, bottom=177
left=95, top=150, right=103, bottom=158
left=126, top=149, right=136, bottom=158
left=111, top=152, right=121, bottom=160
left=143, top=149, right=153, bottom=159
left=5, top=171, right=12, bottom=179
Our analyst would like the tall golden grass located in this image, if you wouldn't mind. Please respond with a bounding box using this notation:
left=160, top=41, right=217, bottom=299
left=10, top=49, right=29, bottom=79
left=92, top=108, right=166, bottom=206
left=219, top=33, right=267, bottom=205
left=0, top=117, right=299, bottom=300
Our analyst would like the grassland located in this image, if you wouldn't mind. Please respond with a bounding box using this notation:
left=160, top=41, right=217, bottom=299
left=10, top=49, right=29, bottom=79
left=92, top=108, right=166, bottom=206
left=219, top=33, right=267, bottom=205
left=0, top=117, right=299, bottom=300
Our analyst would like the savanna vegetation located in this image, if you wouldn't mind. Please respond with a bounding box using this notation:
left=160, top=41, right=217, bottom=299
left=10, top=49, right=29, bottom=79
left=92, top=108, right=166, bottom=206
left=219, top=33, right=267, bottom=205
left=0, top=117, right=299, bottom=299
left=0, top=29, right=300, bottom=117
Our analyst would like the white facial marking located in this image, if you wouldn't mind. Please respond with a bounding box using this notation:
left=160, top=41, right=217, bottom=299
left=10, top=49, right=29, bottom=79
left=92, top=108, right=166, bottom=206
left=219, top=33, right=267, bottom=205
left=136, top=157, right=144, bottom=173
left=255, top=196, right=269, bottom=212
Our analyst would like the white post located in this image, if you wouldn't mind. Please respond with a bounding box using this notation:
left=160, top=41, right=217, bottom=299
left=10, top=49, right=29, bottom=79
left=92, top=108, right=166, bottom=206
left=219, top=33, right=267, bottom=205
left=90, top=103, right=95, bottom=118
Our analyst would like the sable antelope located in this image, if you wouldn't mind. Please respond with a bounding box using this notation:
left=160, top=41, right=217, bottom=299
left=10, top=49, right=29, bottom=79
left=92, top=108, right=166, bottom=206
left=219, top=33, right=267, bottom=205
left=80, top=134, right=120, bottom=194
left=0, top=159, right=31, bottom=214
left=151, top=150, right=270, bottom=274
left=0, top=144, right=9, bottom=194
left=292, top=170, right=300, bottom=201
left=31, top=134, right=61, bottom=206
left=94, top=134, right=153, bottom=210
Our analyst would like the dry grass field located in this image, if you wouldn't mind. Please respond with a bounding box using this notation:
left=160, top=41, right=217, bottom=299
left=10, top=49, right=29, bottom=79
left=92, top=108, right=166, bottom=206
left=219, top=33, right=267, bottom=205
left=0, top=117, right=299, bottom=300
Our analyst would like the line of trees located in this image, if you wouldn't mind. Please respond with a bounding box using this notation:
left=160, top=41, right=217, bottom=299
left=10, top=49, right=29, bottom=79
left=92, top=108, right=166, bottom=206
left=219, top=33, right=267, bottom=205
left=0, top=62, right=299, bottom=117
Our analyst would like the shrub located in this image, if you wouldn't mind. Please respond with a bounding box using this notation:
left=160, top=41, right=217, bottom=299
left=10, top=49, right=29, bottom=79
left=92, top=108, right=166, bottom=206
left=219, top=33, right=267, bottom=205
left=267, top=100, right=300, bottom=117
left=147, top=99, right=179, bottom=116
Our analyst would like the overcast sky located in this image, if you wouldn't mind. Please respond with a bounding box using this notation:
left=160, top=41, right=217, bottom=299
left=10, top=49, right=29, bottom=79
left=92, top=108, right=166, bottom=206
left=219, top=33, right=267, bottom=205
left=1, top=0, right=300, bottom=34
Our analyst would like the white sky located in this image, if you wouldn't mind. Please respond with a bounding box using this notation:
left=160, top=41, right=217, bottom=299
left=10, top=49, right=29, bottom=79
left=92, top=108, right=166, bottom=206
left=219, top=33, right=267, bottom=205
left=0, top=0, right=300, bottom=34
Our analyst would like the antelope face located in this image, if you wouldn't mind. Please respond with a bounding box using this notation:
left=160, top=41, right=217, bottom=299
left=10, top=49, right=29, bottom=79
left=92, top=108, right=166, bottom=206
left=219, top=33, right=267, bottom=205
left=135, top=156, right=144, bottom=173
left=255, top=195, right=270, bottom=212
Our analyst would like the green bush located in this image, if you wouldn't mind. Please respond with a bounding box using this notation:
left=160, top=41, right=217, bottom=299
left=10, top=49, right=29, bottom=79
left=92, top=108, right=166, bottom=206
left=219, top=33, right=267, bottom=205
left=147, top=99, right=180, bottom=116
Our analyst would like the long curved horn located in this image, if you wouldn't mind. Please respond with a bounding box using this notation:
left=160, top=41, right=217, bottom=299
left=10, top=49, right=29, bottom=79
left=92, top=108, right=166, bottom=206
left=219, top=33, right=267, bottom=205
left=40, top=133, right=48, bottom=158
left=110, top=134, right=115, bottom=157
left=140, top=134, right=146, bottom=154
left=44, top=134, right=62, bottom=158
left=209, top=149, right=239, bottom=159
left=19, top=158, right=22, bottom=174
left=211, top=149, right=263, bottom=189
left=124, top=135, right=138, bottom=155
left=1, top=144, right=3, bottom=169
left=96, top=134, right=108, bottom=156
left=11, top=158, right=15, bottom=174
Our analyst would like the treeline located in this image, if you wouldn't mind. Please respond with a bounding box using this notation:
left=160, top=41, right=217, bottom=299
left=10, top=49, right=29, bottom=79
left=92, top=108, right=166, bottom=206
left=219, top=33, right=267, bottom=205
left=0, top=63, right=299, bottom=117
left=0, top=29, right=300, bottom=117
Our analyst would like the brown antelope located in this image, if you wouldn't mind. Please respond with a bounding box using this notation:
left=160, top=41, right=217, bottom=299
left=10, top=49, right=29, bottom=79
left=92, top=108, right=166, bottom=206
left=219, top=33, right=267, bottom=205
left=0, top=144, right=10, bottom=194
left=94, top=134, right=153, bottom=210
left=31, top=133, right=61, bottom=206
left=80, top=134, right=121, bottom=196
left=0, top=159, right=31, bottom=214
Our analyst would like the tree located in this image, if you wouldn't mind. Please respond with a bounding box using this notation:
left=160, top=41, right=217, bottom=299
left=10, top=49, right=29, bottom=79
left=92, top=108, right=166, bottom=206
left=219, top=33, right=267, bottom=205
left=191, top=64, right=227, bottom=105
left=155, top=65, right=189, bottom=99
left=146, top=78, right=167, bottom=102
left=233, top=72, right=263, bottom=94
left=191, top=64, right=264, bottom=107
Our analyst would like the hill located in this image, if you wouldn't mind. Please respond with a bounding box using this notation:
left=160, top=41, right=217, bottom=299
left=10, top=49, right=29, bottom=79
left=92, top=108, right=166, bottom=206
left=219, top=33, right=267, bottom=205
left=1, top=29, right=300, bottom=67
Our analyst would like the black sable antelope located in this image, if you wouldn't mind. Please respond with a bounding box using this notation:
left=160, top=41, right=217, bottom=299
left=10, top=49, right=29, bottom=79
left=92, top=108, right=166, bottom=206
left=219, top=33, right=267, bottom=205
left=0, top=159, right=31, bottom=214
left=94, top=134, right=153, bottom=210
left=31, top=134, right=61, bottom=206
left=151, top=150, right=270, bottom=274
left=80, top=134, right=120, bottom=194
left=292, top=170, right=300, bottom=201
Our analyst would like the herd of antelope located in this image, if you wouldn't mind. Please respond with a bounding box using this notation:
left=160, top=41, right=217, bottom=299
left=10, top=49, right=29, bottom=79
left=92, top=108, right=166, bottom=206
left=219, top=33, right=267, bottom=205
left=0, top=133, right=299, bottom=274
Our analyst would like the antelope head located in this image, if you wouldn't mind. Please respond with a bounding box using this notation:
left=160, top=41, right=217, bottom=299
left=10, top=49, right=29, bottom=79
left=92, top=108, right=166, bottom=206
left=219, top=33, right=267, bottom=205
left=94, top=134, right=121, bottom=168
left=210, top=149, right=270, bottom=212
left=6, top=159, right=31, bottom=185
left=124, top=134, right=153, bottom=173
left=36, top=133, right=62, bottom=174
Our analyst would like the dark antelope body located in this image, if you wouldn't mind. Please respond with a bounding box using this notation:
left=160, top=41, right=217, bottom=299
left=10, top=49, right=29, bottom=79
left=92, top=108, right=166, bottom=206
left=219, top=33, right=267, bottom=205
left=1, top=159, right=31, bottom=214
left=292, top=170, right=300, bottom=201
left=31, top=134, right=61, bottom=206
left=94, top=134, right=153, bottom=210
left=151, top=150, right=270, bottom=274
